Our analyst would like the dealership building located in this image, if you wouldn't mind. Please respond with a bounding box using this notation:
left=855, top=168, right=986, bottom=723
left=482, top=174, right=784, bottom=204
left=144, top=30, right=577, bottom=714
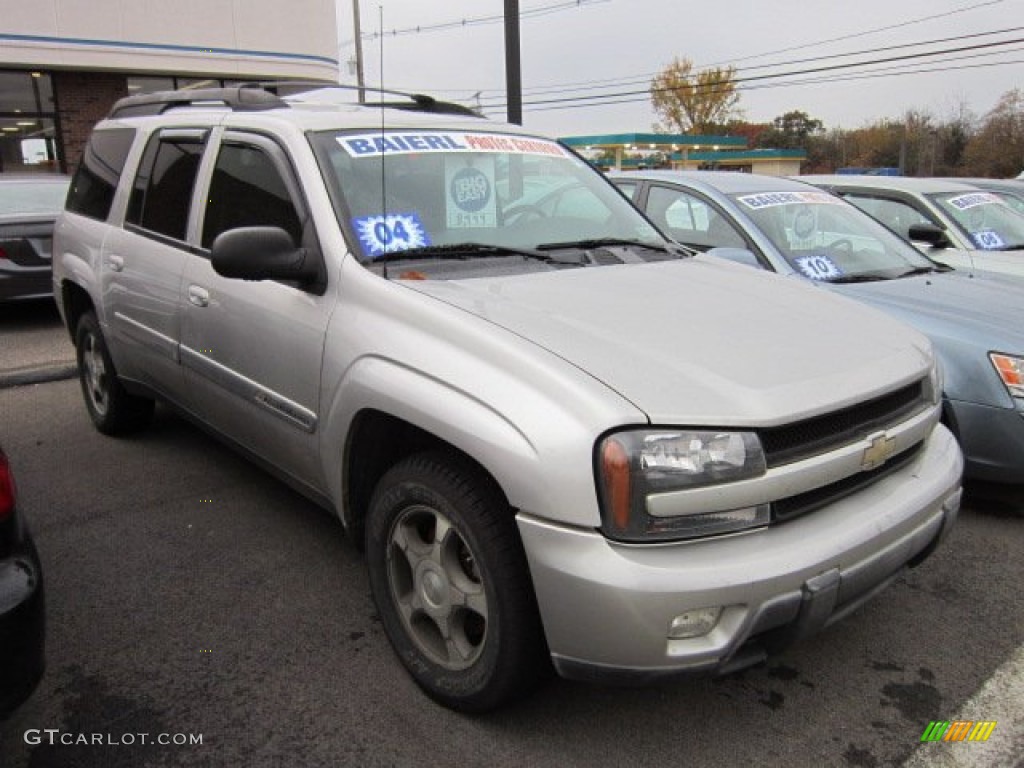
left=0, top=0, right=339, bottom=175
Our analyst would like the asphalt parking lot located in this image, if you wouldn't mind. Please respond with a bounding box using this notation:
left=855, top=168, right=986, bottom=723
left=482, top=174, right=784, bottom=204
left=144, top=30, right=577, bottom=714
left=1, top=306, right=1022, bottom=767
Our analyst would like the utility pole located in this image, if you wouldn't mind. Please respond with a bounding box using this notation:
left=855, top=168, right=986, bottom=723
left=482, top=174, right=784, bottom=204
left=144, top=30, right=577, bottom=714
left=352, top=0, right=366, bottom=102
left=504, top=0, right=522, bottom=125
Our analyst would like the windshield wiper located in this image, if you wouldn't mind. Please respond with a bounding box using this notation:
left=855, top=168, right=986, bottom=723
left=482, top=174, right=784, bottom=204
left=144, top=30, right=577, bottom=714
left=368, top=242, right=571, bottom=264
left=826, top=272, right=891, bottom=284
left=997, top=244, right=1024, bottom=251
left=535, top=237, right=671, bottom=253
left=894, top=266, right=940, bottom=278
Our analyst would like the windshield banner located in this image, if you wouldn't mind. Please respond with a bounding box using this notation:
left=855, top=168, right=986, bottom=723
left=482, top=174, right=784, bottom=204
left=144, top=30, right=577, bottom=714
left=338, top=132, right=567, bottom=159
left=737, top=191, right=842, bottom=209
left=946, top=192, right=1002, bottom=211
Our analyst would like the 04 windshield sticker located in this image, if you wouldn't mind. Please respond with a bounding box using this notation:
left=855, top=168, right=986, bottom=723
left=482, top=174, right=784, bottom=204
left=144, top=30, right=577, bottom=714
left=946, top=192, right=1002, bottom=211
left=970, top=229, right=1006, bottom=250
left=737, top=191, right=842, bottom=209
left=338, top=132, right=567, bottom=158
left=794, top=254, right=843, bottom=281
left=446, top=157, right=497, bottom=228
left=352, top=212, right=430, bottom=257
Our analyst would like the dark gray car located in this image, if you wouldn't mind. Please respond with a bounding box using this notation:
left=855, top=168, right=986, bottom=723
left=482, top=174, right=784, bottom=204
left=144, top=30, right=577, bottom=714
left=0, top=174, right=71, bottom=303
left=615, top=170, right=1024, bottom=486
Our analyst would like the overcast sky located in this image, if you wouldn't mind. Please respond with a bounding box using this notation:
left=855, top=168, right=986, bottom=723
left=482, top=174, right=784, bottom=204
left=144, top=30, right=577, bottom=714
left=335, top=0, right=1023, bottom=138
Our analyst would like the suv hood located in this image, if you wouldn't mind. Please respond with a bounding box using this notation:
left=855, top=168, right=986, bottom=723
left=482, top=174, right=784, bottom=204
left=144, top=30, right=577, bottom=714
left=404, top=256, right=932, bottom=426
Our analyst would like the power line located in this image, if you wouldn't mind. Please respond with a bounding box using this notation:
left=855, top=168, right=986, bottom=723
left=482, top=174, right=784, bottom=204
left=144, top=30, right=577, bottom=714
left=483, top=35, right=1024, bottom=109
left=468, top=1, right=1014, bottom=102
left=497, top=24, right=1024, bottom=101
left=477, top=56, right=1024, bottom=115
left=338, top=0, right=608, bottom=45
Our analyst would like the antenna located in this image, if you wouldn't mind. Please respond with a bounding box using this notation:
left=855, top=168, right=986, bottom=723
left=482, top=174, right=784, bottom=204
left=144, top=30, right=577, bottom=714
left=378, top=5, right=388, bottom=279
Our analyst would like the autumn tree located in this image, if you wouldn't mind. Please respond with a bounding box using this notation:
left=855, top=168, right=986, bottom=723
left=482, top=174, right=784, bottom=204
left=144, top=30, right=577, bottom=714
left=650, top=57, right=741, bottom=135
left=963, top=88, right=1024, bottom=177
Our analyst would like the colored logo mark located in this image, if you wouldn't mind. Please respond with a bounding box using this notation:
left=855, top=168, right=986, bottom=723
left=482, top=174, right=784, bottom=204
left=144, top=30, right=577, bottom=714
left=920, top=720, right=997, bottom=742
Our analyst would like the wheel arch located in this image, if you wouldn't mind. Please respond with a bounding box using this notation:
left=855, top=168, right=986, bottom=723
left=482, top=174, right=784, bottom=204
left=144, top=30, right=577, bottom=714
left=341, top=409, right=514, bottom=551
left=60, top=280, right=96, bottom=342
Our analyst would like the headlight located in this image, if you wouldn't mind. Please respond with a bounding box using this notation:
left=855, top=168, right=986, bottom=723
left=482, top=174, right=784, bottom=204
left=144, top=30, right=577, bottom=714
left=990, top=353, right=1024, bottom=398
left=597, top=429, right=768, bottom=543
left=926, top=361, right=944, bottom=405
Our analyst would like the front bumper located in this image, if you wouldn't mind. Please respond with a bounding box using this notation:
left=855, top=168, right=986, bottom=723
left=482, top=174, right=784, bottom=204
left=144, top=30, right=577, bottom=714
left=517, top=424, right=962, bottom=683
left=949, top=397, right=1024, bottom=485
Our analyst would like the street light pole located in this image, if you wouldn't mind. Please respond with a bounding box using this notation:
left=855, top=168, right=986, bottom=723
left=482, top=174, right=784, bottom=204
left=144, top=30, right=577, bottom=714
left=352, top=0, right=366, bottom=102
left=504, top=0, right=522, bottom=125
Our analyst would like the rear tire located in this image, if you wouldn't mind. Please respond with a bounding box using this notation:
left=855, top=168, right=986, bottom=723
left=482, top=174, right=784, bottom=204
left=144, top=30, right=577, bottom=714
left=75, top=312, right=154, bottom=435
left=366, top=452, right=548, bottom=712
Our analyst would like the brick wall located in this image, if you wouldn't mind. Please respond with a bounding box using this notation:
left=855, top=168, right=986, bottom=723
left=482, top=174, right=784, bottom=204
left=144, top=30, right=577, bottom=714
left=53, top=72, right=129, bottom=173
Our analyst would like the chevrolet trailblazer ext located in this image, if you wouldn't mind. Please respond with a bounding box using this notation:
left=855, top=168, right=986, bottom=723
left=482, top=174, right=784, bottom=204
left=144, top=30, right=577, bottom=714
left=52, top=85, right=962, bottom=712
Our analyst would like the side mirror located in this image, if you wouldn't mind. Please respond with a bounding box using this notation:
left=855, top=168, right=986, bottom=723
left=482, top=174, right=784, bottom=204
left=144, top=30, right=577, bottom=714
left=908, top=222, right=951, bottom=248
left=211, top=226, right=319, bottom=283
left=706, top=247, right=764, bottom=270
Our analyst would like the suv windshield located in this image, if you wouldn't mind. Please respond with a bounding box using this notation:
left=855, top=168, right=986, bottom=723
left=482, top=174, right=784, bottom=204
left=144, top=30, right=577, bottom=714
left=927, top=191, right=1024, bottom=250
left=730, top=190, right=941, bottom=281
left=309, top=129, right=665, bottom=268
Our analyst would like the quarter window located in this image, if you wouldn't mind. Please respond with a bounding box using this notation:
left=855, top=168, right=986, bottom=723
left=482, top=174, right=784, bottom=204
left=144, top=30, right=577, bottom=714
left=66, top=128, right=136, bottom=221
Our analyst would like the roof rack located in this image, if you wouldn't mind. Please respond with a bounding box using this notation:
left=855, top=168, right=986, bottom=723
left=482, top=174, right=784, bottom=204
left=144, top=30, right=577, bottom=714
left=107, top=81, right=482, bottom=119
left=270, top=81, right=483, bottom=117
left=108, top=86, right=286, bottom=118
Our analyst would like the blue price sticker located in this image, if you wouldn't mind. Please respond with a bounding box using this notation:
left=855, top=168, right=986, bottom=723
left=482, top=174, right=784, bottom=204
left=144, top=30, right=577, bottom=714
left=970, top=229, right=1005, bottom=250
left=794, top=254, right=843, bottom=281
left=353, top=212, right=431, bottom=257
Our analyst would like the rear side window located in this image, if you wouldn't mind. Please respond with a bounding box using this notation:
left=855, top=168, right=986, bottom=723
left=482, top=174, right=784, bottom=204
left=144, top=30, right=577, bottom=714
left=126, top=130, right=206, bottom=241
left=66, top=128, right=136, bottom=221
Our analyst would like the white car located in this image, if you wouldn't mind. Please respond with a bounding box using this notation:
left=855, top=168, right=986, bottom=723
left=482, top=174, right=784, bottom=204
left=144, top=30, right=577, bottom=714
left=801, top=175, right=1024, bottom=279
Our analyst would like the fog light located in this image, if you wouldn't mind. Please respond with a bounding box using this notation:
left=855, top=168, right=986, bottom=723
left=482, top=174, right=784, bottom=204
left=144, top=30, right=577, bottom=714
left=668, top=607, right=722, bottom=639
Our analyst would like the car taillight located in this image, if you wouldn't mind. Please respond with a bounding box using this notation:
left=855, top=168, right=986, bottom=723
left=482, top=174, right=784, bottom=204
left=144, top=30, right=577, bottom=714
left=0, top=244, right=9, bottom=261
left=0, top=451, right=16, bottom=521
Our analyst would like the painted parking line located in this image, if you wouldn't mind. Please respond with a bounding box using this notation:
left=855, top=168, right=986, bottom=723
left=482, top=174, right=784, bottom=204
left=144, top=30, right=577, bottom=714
left=902, top=644, right=1024, bottom=767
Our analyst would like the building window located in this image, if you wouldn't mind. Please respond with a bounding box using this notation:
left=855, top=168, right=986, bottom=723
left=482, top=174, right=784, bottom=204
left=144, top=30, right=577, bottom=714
left=0, top=70, right=58, bottom=173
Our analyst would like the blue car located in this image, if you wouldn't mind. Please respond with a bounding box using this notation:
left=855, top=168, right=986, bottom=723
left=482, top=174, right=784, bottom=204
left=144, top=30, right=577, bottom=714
left=614, top=170, right=1024, bottom=487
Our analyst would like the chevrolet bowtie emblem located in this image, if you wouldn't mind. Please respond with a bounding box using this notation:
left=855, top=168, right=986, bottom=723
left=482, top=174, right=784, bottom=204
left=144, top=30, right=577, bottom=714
left=862, top=433, right=896, bottom=471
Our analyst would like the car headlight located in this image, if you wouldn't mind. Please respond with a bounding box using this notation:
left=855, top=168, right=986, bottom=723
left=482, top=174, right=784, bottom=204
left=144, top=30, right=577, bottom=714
left=596, top=429, right=768, bottom=543
left=990, top=353, right=1024, bottom=398
left=926, top=361, right=944, bottom=405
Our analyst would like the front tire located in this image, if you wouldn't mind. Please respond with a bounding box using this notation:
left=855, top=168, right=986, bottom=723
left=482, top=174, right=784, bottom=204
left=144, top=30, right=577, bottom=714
left=75, top=312, right=154, bottom=435
left=366, top=452, right=548, bottom=712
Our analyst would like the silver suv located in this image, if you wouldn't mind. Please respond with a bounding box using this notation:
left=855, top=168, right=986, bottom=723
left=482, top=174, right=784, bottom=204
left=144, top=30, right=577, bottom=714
left=53, top=85, right=963, bottom=712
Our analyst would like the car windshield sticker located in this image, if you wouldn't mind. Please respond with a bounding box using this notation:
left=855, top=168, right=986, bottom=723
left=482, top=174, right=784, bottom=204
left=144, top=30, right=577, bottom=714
left=946, top=192, right=1002, bottom=211
left=794, top=254, right=843, bottom=281
left=792, top=206, right=817, bottom=240
left=352, top=212, right=430, bottom=257
left=737, top=191, right=842, bottom=210
left=970, top=229, right=1005, bottom=250
left=338, top=132, right=567, bottom=159
left=445, top=157, right=497, bottom=229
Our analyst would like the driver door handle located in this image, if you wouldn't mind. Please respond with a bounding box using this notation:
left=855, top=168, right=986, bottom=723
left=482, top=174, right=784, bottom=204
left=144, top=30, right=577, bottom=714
left=187, top=285, right=210, bottom=308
